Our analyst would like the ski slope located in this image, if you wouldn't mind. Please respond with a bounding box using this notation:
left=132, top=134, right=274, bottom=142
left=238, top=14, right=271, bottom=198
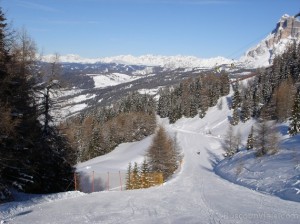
left=1, top=97, right=300, bottom=224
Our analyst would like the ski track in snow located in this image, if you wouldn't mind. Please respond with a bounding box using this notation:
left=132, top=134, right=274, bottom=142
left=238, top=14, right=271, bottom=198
left=1, top=96, right=300, bottom=224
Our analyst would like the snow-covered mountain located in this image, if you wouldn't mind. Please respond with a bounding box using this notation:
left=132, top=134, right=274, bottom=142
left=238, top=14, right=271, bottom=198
left=43, top=54, right=234, bottom=69
left=43, top=14, right=300, bottom=71
left=240, top=14, right=300, bottom=68
left=46, top=13, right=300, bottom=119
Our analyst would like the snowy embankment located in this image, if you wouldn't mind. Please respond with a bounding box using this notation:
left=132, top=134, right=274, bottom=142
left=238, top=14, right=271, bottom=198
left=1, top=96, right=300, bottom=224
left=215, top=129, right=300, bottom=202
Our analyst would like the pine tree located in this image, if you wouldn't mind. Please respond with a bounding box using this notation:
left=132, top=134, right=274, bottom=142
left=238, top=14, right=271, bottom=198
left=232, top=83, right=241, bottom=109
left=140, top=159, right=150, bottom=189
left=289, top=90, right=300, bottom=136
left=125, top=162, right=133, bottom=190
left=0, top=9, right=75, bottom=196
left=219, top=72, right=230, bottom=96
left=131, top=162, right=141, bottom=189
left=231, top=107, right=239, bottom=125
left=240, top=96, right=251, bottom=122
left=246, top=126, right=254, bottom=150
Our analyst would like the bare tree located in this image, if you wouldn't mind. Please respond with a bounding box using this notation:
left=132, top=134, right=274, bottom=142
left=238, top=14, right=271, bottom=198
left=254, top=120, right=280, bottom=156
left=223, top=125, right=237, bottom=157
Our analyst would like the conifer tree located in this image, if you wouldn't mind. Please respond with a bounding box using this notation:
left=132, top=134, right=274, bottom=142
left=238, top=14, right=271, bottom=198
left=232, top=83, right=241, bottom=109
left=131, top=162, right=141, bottom=189
left=240, top=96, right=251, bottom=122
left=219, top=72, right=230, bottom=96
left=140, top=159, right=150, bottom=189
left=289, top=90, right=300, bottom=136
left=126, top=162, right=133, bottom=190
left=231, top=107, right=239, bottom=125
left=246, top=126, right=254, bottom=150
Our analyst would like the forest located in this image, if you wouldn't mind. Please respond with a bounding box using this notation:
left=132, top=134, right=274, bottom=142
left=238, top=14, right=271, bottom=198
left=0, top=8, right=75, bottom=201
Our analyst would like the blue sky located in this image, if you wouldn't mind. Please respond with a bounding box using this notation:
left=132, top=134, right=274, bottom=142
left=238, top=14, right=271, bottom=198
left=2, top=0, right=300, bottom=58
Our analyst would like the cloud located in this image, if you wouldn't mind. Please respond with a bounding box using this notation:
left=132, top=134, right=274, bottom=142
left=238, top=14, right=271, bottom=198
left=16, top=0, right=61, bottom=13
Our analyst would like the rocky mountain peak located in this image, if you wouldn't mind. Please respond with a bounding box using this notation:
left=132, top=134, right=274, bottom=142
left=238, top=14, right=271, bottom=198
left=240, top=13, right=300, bottom=68
left=269, top=14, right=300, bottom=46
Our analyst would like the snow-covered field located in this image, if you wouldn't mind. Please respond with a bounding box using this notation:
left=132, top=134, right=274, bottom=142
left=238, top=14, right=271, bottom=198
left=1, top=96, right=300, bottom=224
left=88, top=73, right=140, bottom=88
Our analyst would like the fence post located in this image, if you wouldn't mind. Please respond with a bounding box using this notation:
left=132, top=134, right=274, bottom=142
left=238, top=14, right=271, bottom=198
left=92, top=171, right=95, bottom=193
left=107, top=172, right=110, bottom=191
left=119, top=171, right=123, bottom=191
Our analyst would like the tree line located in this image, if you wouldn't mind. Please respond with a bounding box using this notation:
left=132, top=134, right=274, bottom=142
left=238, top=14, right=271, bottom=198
left=157, top=72, right=230, bottom=123
left=225, top=41, right=300, bottom=158
left=60, top=92, right=157, bottom=162
left=0, top=8, right=75, bottom=201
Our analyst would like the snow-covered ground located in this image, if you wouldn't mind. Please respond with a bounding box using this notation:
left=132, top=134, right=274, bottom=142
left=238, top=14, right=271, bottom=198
left=216, top=124, right=300, bottom=203
left=88, top=73, right=140, bottom=88
left=1, top=96, right=300, bottom=224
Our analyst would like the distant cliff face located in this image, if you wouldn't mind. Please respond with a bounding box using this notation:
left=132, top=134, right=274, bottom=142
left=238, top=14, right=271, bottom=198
left=268, top=14, right=300, bottom=46
left=241, top=14, right=300, bottom=68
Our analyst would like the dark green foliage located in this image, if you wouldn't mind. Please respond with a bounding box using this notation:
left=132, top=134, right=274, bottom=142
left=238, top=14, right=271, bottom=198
left=0, top=8, right=75, bottom=198
left=231, top=82, right=241, bottom=109
left=240, top=95, right=251, bottom=122
left=157, top=73, right=230, bottom=123
left=246, top=126, right=254, bottom=150
left=289, top=90, right=300, bottom=136
left=239, top=43, right=300, bottom=120
left=231, top=108, right=240, bottom=126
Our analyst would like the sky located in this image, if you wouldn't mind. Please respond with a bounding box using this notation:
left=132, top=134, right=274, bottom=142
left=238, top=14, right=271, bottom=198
left=1, top=0, right=300, bottom=59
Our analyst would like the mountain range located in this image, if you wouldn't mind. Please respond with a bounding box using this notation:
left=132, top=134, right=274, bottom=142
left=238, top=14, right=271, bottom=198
left=48, top=13, right=300, bottom=120
left=44, top=14, right=300, bottom=69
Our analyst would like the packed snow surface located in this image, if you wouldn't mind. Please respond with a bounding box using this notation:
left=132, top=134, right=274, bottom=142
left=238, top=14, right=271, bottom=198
left=1, top=96, right=300, bottom=224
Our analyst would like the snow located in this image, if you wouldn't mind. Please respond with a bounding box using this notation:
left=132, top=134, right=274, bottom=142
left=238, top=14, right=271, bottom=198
left=43, top=54, right=234, bottom=69
left=215, top=145, right=300, bottom=202
left=71, top=94, right=96, bottom=103
left=67, top=103, right=88, bottom=114
left=88, top=73, right=140, bottom=88
left=76, top=136, right=153, bottom=192
left=42, top=14, right=299, bottom=71
left=2, top=91, right=300, bottom=223
left=137, top=88, right=160, bottom=95
left=240, top=14, right=300, bottom=68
